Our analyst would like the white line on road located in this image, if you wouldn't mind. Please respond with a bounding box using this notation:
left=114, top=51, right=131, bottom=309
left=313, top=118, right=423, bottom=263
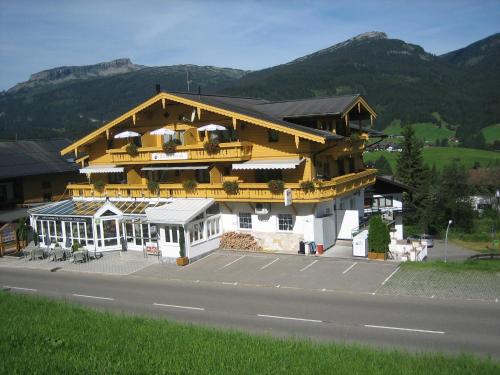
left=381, top=267, right=400, bottom=285
left=257, top=314, right=323, bottom=323
left=153, top=303, right=205, bottom=311
left=72, top=294, right=114, bottom=301
left=219, top=255, right=245, bottom=270
left=260, top=257, right=279, bottom=270
left=299, top=260, right=318, bottom=272
left=342, top=262, right=357, bottom=274
left=222, top=282, right=238, bottom=286
left=364, top=324, right=445, bottom=334
left=3, top=285, right=37, bottom=292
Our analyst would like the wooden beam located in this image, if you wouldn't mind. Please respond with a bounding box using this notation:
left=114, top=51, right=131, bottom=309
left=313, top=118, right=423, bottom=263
left=232, top=117, right=237, bottom=130
left=370, top=114, right=374, bottom=127
left=74, top=147, right=78, bottom=158
left=345, top=113, right=349, bottom=126
left=161, top=98, right=166, bottom=109
left=106, top=129, right=109, bottom=140
left=132, top=114, right=136, bottom=125
left=197, top=107, right=201, bottom=120
left=357, top=102, right=361, bottom=113
left=295, top=135, right=300, bottom=148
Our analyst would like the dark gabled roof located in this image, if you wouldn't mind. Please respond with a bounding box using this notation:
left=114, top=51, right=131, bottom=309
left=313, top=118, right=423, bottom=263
left=171, top=92, right=344, bottom=141
left=254, top=95, right=359, bottom=118
left=0, top=139, right=78, bottom=179
left=365, top=175, right=412, bottom=195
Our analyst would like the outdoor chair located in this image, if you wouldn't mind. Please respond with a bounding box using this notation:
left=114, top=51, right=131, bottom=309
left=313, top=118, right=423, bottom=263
left=53, top=248, right=65, bottom=262
left=31, top=248, right=44, bottom=260
left=72, top=251, right=85, bottom=263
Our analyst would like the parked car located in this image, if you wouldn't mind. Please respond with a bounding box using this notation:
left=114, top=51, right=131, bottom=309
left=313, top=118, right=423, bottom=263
left=407, top=234, right=434, bottom=248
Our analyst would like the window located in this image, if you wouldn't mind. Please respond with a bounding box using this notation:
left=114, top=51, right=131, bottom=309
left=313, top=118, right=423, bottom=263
left=163, top=131, right=184, bottom=145
left=268, top=129, right=279, bottom=142
left=195, top=169, right=210, bottom=183
left=0, top=185, right=7, bottom=202
left=278, top=214, right=293, bottom=231
left=109, top=172, right=125, bottom=184
left=164, top=225, right=179, bottom=243
left=337, top=159, right=345, bottom=175
left=207, top=217, right=221, bottom=238
left=188, top=222, right=204, bottom=244
left=238, top=213, right=252, bottom=229
left=348, top=158, right=355, bottom=173
left=255, top=169, right=282, bottom=183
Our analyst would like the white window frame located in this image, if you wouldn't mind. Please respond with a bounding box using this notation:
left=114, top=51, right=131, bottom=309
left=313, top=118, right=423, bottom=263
left=238, top=212, right=252, bottom=230
left=277, top=214, right=294, bottom=232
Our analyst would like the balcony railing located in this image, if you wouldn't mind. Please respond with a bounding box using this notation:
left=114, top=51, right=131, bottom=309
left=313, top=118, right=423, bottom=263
left=106, top=141, right=252, bottom=164
left=68, top=169, right=376, bottom=203
left=332, top=139, right=365, bottom=158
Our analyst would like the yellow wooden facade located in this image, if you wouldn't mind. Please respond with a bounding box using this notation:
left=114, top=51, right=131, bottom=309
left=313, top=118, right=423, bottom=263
left=62, top=92, right=378, bottom=203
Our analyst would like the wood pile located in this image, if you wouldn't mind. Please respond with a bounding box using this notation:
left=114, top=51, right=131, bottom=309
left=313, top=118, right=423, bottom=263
left=220, top=232, right=263, bottom=251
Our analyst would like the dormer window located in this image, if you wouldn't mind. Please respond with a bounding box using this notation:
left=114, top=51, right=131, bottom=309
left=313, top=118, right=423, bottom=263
left=268, top=129, right=279, bottom=143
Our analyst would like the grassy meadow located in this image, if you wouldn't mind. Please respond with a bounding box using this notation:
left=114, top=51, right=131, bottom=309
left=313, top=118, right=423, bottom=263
left=365, top=147, right=500, bottom=170
left=383, top=121, right=455, bottom=143
left=1, top=292, right=498, bottom=374
left=482, top=124, right=500, bottom=144
left=402, top=259, right=500, bottom=273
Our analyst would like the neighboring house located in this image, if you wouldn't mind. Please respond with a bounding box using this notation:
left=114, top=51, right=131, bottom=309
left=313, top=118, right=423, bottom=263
left=0, top=139, right=80, bottom=208
left=363, top=175, right=409, bottom=240
left=29, top=90, right=384, bottom=262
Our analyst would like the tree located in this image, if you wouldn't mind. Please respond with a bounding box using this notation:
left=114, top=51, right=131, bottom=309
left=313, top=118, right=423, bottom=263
left=374, top=155, right=393, bottom=176
left=368, top=216, right=390, bottom=253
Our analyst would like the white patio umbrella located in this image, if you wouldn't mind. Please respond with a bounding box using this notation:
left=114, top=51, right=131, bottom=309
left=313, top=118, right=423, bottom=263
left=197, top=124, right=227, bottom=132
left=114, top=130, right=141, bottom=139
left=149, top=128, right=175, bottom=136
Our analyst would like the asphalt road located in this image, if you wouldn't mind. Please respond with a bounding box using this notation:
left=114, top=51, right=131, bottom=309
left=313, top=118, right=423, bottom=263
left=1, top=268, right=499, bottom=359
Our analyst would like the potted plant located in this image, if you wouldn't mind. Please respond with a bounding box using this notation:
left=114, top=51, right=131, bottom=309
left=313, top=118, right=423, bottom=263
left=71, top=240, right=82, bottom=253
left=182, top=179, right=197, bottom=193
left=203, top=139, right=220, bottom=155
left=267, top=179, right=285, bottom=195
left=222, top=181, right=239, bottom=195
left=300, top=180, right=315, bottom=193
left=126, top=142, right=139, bottom=157
left=15, top=219, right=28, bottom=250
left=176, top=229, right=189, bottom=266
left=147, top=180, right=159, bottom=195
left=367, top=216, right=390, bottom=260
left=93, top=179, right=105, bottom=193
left=162, top=139, right=180, bottom=154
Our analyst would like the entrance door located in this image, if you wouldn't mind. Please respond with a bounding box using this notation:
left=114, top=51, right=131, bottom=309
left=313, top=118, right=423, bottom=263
left=161, top=225, right=181, bottom=258
left=96, top=219, right=120, bottom=250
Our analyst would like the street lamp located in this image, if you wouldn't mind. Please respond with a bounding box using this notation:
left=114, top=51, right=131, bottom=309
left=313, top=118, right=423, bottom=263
left=444, top=219, right=453, bottom=263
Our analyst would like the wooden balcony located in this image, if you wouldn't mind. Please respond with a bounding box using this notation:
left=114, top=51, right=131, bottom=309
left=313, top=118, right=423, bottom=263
left=68, top=169, right=376, bottom=203
left=106, top=141, right=252, bottom=164
left=332, top=139, right=365, bottom=158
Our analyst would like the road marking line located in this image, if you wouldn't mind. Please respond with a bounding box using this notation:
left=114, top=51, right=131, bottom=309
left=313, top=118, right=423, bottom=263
left=72, top=294, right=114, bottom=301
left=260, top=257, right=279, bottom=270
left=342, top=262, right=357, bottom=274
left=381, top=267, right=400, bottom=285
left=300, top=260, right=318, bottom=272
left=364, top=324, right=445, bottom=334
left=257, top=314, right=323, bottom=323
left=219, top=255, right=245, bottom=270
left=153, top=303, right=205, bottom=311
left=3, top=285, right=37, bottom=292
left=222, top=281, right=238, bottom=286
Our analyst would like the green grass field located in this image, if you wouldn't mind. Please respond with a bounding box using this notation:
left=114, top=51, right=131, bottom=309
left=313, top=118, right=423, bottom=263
left=402, top=259, right=500, bottom=273
left=365, top=147, right=500, bottom=170
left=482, top=124, right=500, bottom=144
left=383, top=121, right=455, bottom=143
left=1, top=292, right=498, bottom=374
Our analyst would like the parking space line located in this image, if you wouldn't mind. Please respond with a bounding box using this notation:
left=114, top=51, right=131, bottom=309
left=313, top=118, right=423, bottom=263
left=299, top=260, right=318, bottom=272
left=219, top=255, right=245, bottom=270
left=364, top=324, right=444, bottom=335
left=257, top=314, right=323, bottom=323
left=259, top=257, right=279, bottom=270
left=342, top=262, right=357, bottom=274
left=72, top=294, right=114, bottom=301
left=182, top=252, right=215, bottom=268
left=3, top=285, right=37, bottom=292
left=381, top=267, right=400, bottom=286
left=153, top=302, right=205, bottom=311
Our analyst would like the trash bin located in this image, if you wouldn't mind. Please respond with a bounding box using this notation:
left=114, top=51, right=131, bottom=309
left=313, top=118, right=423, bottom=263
left=298, top=241, right=305, bottom=254
left=317, top=244, right=324, bottom=255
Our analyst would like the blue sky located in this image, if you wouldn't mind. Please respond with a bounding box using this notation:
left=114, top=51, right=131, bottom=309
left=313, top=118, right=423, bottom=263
left=1, top=0, right=499, bottom=90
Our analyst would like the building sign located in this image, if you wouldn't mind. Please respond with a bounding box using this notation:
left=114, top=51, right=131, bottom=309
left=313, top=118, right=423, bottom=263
left=34, top=215, right=91, bottom=224
left=145, top=241, right=159, bottom=255
left=284, top=188, right=292, bottom=206
left=151, top=152, right=188, bottom=161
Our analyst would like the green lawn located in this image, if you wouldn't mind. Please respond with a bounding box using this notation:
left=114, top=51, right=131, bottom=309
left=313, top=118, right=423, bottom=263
left=383, top=121, right=455, bottom=143
left=482, top=124, right=500, bottom=144
left=365, top=147, right=500, bottom=170
left=1, top=293, right=498, bottom=374
left=402, top=259, right=500, bottom=273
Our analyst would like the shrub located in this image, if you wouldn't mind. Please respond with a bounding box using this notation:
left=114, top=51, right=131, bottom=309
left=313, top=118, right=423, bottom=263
left=147, top=180, right=159, bottom=195
left=204, top=139, right=220, bottom=155
left=222, top=181, right=239, bottom=195
left=182, top=179, right=197, bottom=193
left=71, top=240, right=82, bottom=253
left=162, top=140, right=179, bottom=154
left=93, top=180, right=105, bottom=192
left=126, top=143, right=139, bottom=157
left=267, top=179, right=285, bottom=195
left=368, top=216, right=390, bottom=253
left=179, top=229, right=186, bottom=258
left=300, top=180, right=315, bottom=193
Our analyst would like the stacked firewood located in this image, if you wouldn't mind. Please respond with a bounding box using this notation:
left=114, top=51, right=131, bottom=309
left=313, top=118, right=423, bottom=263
left=220, top=232, right=263, bottom=251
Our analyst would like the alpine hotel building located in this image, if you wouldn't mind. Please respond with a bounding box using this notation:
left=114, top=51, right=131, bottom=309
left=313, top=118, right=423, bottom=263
left=29, top=91, right=382, bottom=261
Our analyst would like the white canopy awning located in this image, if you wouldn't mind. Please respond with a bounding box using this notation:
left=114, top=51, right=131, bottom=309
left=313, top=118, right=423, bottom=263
left=232, top=158, right=305, bottom=170
left=141, top=166, right=209, bottom=171
left=145, top=198, right=215, bottom=225
left=79, top=165, right=125, bottom=174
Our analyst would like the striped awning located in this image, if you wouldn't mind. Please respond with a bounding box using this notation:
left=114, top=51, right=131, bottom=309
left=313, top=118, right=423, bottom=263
left=232, top=158, right=304, bottom=170
left=80, top=165, right=124, bottom=174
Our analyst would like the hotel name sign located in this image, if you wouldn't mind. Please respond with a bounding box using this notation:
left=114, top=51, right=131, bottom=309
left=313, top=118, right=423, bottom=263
left=151, top=152, right=188, bottom=161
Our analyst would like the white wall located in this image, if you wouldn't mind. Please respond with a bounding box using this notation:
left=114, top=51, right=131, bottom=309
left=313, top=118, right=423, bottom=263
left=188, top=237, right=220, bottom=260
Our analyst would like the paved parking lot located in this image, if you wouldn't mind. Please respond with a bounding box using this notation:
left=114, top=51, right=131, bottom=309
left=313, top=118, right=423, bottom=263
left=133, top=251, right=400, bottom=294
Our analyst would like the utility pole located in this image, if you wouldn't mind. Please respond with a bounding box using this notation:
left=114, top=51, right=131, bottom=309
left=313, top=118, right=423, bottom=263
left=444, top=219, right=452, bottom=263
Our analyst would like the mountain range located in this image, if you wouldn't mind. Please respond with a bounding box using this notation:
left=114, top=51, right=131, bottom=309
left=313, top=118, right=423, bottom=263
left=0, top=31, right=498, bottom=140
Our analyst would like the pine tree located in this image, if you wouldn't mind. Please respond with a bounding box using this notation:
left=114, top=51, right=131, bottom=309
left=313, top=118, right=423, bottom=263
left=374, top=155, right=393, bottom=176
